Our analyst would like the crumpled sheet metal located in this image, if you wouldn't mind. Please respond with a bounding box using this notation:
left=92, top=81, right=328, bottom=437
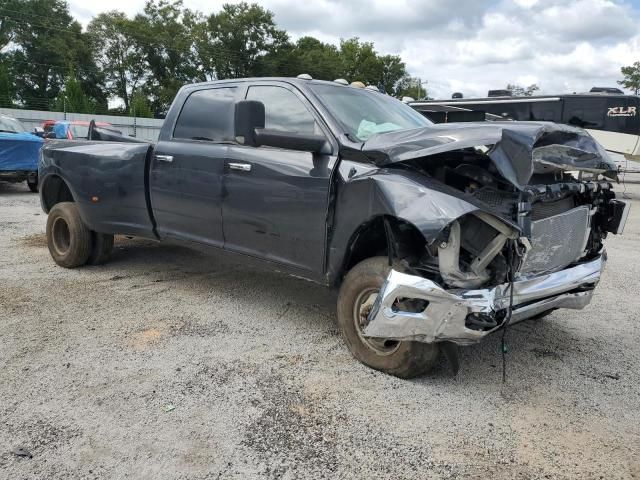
left=360, top=122, right=617, bottom=190
left=364, top=251, right=606, bottom=345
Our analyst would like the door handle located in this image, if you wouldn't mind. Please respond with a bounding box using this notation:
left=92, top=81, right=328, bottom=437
left=228, top=162, right=252, bottom=172
left=156, top=154, right=174, bottom=163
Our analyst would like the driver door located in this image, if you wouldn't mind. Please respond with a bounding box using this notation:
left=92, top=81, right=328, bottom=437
left=222, top=83, right=336, bottom=273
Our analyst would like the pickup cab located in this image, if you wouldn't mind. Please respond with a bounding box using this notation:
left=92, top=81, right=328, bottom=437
left=39, top=77, right=630, bottom=377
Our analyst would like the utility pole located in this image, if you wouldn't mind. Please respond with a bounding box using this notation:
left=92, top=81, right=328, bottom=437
left=63, top=95, right=67, bottom=120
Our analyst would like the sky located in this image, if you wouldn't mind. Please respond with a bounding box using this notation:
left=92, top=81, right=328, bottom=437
left=69, top=0, right=640, bottom=99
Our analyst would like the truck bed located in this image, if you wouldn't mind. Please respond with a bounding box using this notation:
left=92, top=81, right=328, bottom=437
left=40, top=140, right=157, bottom=238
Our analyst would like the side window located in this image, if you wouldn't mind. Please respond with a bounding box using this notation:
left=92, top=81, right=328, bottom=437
left=530, top=102, right=561, bottom=122
left=174, top=87, right=237, bottom=142
left=563, top=97, right=606, bottom=130
left=246, top=85, right=319, bottom=135
left=566, top=109, right=604, bottom=129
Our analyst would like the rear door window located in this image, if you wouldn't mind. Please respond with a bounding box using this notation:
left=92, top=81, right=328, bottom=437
left=174, top=87, right=237, bottom=142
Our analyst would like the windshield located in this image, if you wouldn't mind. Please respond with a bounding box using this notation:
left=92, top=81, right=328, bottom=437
left=0, top=115, right=27, bottom=133
left=309, top=83, right=432, bottom=141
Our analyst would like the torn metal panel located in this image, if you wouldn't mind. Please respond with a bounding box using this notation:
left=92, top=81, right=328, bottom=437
left=326, top=165, right=491, bottom=283
left=364, top=251, right=606, bottom=345
left=359, top=121, right=617, bottom=189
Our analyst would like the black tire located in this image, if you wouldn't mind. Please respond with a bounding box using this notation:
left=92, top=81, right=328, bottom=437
left=46, top=202, right=91, bottom=268
left=87, top=232, right=114, bottom=265
left=337, top=256, right=440, bottom=378
left=27, top=178, right=38, bottom=193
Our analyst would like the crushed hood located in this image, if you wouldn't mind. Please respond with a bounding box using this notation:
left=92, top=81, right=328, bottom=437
left=360, top=121, right=617, bottom=189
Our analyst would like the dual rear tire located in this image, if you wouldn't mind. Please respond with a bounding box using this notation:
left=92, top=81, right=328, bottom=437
left=46, top=202, right=114, bottom=268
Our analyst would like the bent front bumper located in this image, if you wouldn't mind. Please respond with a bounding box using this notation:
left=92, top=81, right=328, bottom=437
left=364, top=250, right=606, bottom=346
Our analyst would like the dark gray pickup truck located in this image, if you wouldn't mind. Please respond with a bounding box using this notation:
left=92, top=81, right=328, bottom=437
left=39, top=77, right=630, bottom=377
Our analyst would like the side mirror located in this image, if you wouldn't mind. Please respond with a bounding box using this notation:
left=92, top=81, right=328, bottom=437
left=235, top=100, right=265, bottom=147
left=254, top=129, right=328, bottom=154
left=234, top=99, right=329, bottom=154
left=44, top=132, right=56, bottom=139
left=33, top=127, right=45, bottom=137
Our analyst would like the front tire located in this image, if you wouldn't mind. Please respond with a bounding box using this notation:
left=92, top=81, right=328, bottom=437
left=337, top=257, right=440, bottom=378
left=46, top=202, right=91, bottom=268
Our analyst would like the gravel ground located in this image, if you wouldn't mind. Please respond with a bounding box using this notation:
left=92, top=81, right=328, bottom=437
left=1, top=179, right=639, bottom=479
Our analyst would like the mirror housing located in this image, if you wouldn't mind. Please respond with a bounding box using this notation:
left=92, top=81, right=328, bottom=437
left=235, top=100, right=265, bottom=147
left=254, top=129, right=328, bottom=154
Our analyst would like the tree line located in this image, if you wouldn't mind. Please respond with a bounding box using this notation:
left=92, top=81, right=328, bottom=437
left=0, top=0, right=426, bottom=118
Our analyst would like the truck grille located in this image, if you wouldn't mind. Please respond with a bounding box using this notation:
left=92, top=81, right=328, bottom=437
left=519, top=206, right=591, bottom=276
left=531, top=197, right=575, bottom=221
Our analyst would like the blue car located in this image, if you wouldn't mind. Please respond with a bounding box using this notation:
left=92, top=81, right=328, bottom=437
left=0, top=114, right=44, bottom=192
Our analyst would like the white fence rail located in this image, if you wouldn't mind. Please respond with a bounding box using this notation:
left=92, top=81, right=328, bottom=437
left=0, top=108, right=164, bottom=142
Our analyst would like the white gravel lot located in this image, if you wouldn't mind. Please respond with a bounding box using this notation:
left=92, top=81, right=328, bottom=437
left=1, top=179, right=639, bottom=479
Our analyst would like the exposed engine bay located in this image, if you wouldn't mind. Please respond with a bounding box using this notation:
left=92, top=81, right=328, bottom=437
left=400, top=149, right=619, bottom=291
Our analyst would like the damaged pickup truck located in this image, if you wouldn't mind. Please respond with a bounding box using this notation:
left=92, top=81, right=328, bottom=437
left=38, top=77, right=630, bottom=378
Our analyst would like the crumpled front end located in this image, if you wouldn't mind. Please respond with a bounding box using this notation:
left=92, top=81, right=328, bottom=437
left=361, top=178, right=630, bottom=345
left=365, top=251, right=606, bottom=345
left=346, top=118, right=630, bottom=346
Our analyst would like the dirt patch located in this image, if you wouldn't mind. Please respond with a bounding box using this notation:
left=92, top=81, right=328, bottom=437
left=128, top=327, right=164, bottom=350
left=0, top=287, right=36, bottom=315
left=18, top=232, right=46, bottom=248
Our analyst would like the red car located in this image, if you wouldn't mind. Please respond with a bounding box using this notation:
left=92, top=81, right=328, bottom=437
left=42, top=120, right=121, bottom=140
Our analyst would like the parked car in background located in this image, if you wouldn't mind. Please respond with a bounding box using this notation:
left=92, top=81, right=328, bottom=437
left=0, top=114, right=43, bottom=192
left=43, top=120, right=122, bottom=140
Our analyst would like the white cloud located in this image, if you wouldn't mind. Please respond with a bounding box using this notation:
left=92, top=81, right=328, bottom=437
left=68, top=0, right=640, bottom=99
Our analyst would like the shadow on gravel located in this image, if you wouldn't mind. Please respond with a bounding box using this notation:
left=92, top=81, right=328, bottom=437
left=18, top=231, right=606, bottom=383
left=0, top=181, right=35, bottom=195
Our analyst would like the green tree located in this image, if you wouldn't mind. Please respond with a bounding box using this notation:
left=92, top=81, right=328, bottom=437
left=202, top=2, right=289, bottom=79
left=88, top=11, right=146, bottom=112
left=379, top=54, right=407, bottom=94
left=3, top=0, right=105, bottom=110
left=0, top=61, right=14, bottom=107
left=133, top=0, right=198, bottom=116
left=288, top=36, right=342, bottom=80
left=618, top=62, right=640, bottom=95
left=0, top=0, right=21, bottom=50
left=129, top=89, right=153, bottom=118
left=506, top=83, right=540, bottom=96
left=339, top=38, right=383, bottom=85
left=52, top=70, right=95, bottom=114
left=396, top=76, right=428, bottom=99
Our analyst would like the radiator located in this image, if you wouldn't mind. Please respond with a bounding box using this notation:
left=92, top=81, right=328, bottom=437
left=519, top=205, right=591, bottom=276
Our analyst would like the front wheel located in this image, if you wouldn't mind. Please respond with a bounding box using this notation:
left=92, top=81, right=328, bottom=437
left=337, top=257, right=440, bottom=378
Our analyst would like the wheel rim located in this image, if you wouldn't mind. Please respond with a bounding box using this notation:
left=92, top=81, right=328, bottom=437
left=51, top=217, right=71, bottom=256
left=353, top=288, right=401, bottom=356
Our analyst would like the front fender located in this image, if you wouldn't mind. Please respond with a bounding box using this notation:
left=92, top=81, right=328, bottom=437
left=327, top=166, right=498, bottom=283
